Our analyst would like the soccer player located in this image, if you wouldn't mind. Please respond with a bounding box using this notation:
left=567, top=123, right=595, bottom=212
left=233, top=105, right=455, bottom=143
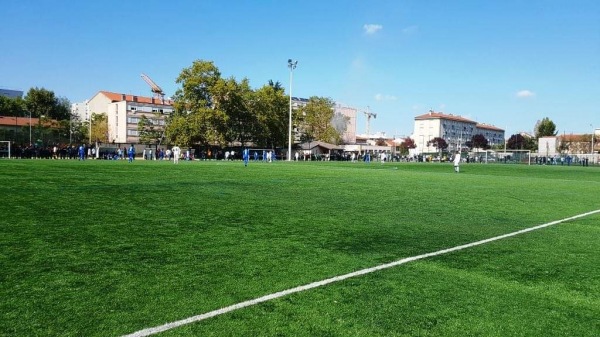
left=128, top=144, right=135, bottom=163
left=243, top=148, right=249, bottom=167
left=453, top=151, right=461, bottom=173
left=172, top=146, right=181, bottom=164
left=78, top=144, right=85, bottom=161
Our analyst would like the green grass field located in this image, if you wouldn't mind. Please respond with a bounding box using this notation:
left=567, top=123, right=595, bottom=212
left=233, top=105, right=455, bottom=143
left=1, top=159, right=599, bottom=336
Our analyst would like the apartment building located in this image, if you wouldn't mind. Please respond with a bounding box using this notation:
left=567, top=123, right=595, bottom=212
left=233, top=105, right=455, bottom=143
left=413, top=110, right=504, bottom=153
left=86, top=91, right=174, bottom=144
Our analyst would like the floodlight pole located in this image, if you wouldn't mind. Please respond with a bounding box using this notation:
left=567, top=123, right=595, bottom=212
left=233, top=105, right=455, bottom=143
left=287, top=59, right=298, bottom=161
left=89, top=113, right=92, bottom=145
left=28, top=111, right=32, bottom=145
left=591, top=124, right=595, bottom=154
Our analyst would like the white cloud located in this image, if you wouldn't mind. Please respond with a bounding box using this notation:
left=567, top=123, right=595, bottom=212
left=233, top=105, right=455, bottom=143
left=516, top=90, right=535, bottom=98
left=375, top=93, right=397, bottom=101
left=363, top=24, right=383, bottom=35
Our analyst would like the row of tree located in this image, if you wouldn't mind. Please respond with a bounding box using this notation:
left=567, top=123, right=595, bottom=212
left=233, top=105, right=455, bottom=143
left=0, top=63, right=561, bottom=151
left=138, top=60, right=347, bottom=149
left=0, top=88, right=96, bottom=146
left=0, top=87, right=71, bottom=120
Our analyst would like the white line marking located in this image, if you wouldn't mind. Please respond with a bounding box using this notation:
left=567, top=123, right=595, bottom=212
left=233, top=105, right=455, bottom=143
left=122, top=209, right=600, bottom=337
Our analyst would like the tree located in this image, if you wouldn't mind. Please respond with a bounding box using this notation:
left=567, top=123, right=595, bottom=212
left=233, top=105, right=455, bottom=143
left=297, top=96, right=342, bottom=144
left=398, top=137, right=416, bottom=155
left=267, top=80, right=284, bottom=92
left=214, top=77, right=255, bottom=146
left=69, top=114, right=88, bottom=145
left=250, top=84, right=288, bottom=148
left=89, top=113, right=109, bottom=144
left=138, top=114, right=164, bottom=146
left=0, top=95, right=26, bottom=117
left=534, top=117, right=557, bottom=138
left=469, top=134, right=489, bottom=150
left=168, top=60, right=228, bottom=148
left=164, top=114, right=195, bottom=147
left=427, top=137, right=448, bottom=155
left=506, top=133, right=536, bottom=150
left=24, top=87, right=70, bottom=120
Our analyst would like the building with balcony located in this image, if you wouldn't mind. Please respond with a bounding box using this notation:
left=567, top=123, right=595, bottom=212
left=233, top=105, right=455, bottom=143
left=412, top=110, right=504, bottom=153
left=86, top=91, right=174, bottom=145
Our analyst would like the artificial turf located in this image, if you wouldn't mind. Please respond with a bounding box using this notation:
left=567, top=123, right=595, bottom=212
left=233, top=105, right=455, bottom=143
left=0, top=159, right=598, bottom=336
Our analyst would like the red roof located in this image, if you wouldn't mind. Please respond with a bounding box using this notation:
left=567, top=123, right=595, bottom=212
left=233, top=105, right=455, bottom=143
left=0, top=116, right=44, bottom=127
left=558, top=134, right=588, bottom=142
left=475, top=123, right=504, bottom=131
left=414, top=111, right=476, bottom=124
left=98, top=91, right=174, bottom=106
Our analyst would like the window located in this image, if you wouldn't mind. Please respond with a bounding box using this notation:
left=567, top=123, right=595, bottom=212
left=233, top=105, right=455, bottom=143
left=127, top=129, right=139, bottom=136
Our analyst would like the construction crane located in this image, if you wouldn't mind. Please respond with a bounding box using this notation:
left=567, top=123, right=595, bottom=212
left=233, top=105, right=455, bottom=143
left=140, top=73, right=165, bottom=103
left=362, top=106, right=377, bottom=136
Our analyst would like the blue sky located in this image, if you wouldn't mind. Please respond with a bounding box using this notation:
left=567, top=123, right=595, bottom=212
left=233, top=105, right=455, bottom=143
left=1, top=0, right=598, bottom=138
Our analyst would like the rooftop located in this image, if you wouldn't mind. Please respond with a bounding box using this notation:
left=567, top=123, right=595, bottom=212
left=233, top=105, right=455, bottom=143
left=97, top=91, right=174, bottom=106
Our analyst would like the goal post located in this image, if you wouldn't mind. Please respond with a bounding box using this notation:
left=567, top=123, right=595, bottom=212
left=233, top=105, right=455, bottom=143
left=492, top=150, right=531, bottom=165
left=469, top=149, right=531, bottom=165
left=0, top=141, right=11, bottom=159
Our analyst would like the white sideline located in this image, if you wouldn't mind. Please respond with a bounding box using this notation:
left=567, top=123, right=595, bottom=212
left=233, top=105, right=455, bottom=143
left=122, top=209, right=600, bottom=337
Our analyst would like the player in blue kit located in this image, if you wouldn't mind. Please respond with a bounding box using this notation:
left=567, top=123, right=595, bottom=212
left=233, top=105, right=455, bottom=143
left=243, top=148, right=249, bottom=167
left=128, top=144, right=135, bottom=163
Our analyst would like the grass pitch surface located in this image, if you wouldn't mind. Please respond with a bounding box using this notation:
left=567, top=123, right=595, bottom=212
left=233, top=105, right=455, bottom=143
left=0, top=160, right=598, bottom=336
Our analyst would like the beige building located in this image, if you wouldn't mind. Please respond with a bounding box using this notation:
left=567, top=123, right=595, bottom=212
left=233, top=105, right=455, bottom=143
left=413, top=110, right=504, bottom=153
left=87, top=91, right=174, bottom=144
left=334, top=103, right=357, bottom=144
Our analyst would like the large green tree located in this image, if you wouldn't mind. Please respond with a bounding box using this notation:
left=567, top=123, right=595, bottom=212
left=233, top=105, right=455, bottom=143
left=214, top=77, right=254, bottom=146
left=251, top=84, right=288, bottom=148
left=0, top=96, right=26, bottom=117
left=297, top=97, right=342, bottom=144
left=24, top=87, right=70, bottom=120
left=534, top=117, right=558, bottom=138
left=138, top=114, right=164, bottom=146
left=506, top=134, right=536, bottom=150
left=168, top=60, right=228, bottom=147
left=89, top=113, right=108, bottom=144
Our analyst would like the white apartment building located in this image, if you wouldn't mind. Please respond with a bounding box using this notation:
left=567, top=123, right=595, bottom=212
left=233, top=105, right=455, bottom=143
left=413, top=110, right=504, bottom=153
left=87, top=91, right=174, bottom=144
left=71, top=100, right=90, bottom=122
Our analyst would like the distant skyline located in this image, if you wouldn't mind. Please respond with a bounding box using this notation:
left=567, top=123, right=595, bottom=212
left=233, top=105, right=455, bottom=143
left=1, top=0, right=598, bottom=138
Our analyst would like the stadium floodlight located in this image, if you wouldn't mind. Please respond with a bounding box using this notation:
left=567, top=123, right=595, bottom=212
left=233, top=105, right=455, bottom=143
left=591, top=124, right=595, bottom=154
left=287, top=59, right=298, bottom=161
